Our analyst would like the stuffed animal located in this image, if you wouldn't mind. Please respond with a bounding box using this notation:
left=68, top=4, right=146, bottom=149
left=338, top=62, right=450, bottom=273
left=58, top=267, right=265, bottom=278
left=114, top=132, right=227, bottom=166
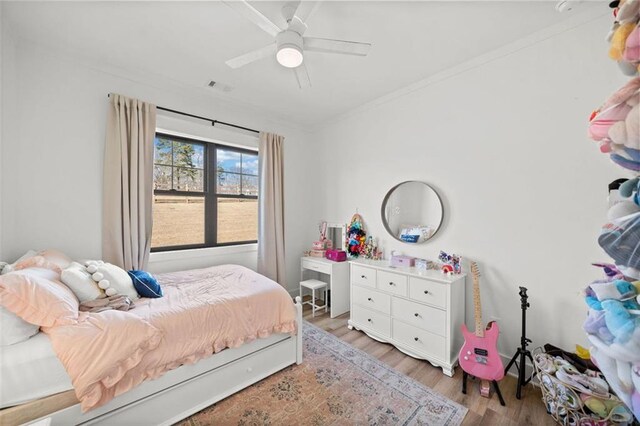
left=602, top=299, right=640, bottom=344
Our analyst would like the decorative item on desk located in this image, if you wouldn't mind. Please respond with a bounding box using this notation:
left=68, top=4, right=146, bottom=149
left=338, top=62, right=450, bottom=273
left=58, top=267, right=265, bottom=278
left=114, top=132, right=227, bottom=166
left=347, top=213, right=367, bottom=257
left=439, top=250, right=462, bottom=275
left=309, top=249, right=326, bottom=258
left=390, top=255, right=416, bottom=268
left=415, top=258, right=429, bottom=270
left=325, top=249, right=347, bottom=262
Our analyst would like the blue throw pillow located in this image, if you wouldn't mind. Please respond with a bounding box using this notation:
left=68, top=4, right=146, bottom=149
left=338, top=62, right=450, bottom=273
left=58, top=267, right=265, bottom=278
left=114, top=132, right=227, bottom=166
left=127, top=270, right=163, bottom=298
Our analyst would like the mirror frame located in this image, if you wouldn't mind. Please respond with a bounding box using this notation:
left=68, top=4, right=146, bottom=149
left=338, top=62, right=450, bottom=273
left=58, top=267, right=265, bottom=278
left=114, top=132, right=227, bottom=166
left=380, top=180, right=444, bottom=244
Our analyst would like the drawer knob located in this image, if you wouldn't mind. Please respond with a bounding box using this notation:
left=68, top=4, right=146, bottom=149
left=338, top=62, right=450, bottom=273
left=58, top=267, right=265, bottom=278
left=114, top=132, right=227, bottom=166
left=414, top=313, right=419, bottom=317
left=423, top=290, right=429, bottom=294
left=414, top=337, right=419, bottom=342
left=361, top=275, right=367, bottom=279
left=367, top=297, right=372, bottom=301
left=367, top=318, right=372, bottom=322
left=389, top=282, right=394, bottom=286
left=246, top=367, right=253, bottom=373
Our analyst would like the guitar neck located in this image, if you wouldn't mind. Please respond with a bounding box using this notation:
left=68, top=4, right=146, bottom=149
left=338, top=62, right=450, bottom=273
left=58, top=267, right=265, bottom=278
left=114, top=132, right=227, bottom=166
left=472, top=263, right=484, bottom=338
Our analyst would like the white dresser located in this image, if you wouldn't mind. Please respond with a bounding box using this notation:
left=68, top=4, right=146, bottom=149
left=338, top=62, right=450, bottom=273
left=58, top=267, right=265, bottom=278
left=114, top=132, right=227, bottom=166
left=347, top=259, right=466, bottom=376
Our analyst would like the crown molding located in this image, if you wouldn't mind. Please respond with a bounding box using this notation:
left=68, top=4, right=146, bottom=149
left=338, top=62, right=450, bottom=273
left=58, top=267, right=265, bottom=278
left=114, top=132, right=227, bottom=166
left=313, top=4, right=609, bottom=131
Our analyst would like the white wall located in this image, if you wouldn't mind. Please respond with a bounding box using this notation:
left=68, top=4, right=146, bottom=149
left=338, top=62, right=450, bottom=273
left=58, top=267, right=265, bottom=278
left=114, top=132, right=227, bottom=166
left=313, top=14, right=627, bottom=357
left=0, top=37, right=320, bottom=295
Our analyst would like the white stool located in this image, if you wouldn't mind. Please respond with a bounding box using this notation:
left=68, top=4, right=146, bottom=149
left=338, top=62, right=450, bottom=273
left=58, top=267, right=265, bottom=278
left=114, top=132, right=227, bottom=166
left=299, top=279, right=328, bottom=318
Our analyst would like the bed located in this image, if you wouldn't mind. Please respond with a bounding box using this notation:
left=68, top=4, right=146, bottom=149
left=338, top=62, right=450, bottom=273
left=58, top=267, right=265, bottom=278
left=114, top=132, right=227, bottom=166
left=0, top=264, right=303, bottom=426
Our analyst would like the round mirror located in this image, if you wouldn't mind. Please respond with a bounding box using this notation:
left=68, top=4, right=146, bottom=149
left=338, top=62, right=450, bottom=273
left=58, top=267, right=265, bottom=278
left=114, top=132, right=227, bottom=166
left=381, top=181, right=444, bottom=244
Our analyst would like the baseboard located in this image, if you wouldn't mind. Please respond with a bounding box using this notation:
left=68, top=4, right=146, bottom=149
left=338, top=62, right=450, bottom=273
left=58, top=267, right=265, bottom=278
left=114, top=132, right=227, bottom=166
left=501, top=352, right=536, bottom=383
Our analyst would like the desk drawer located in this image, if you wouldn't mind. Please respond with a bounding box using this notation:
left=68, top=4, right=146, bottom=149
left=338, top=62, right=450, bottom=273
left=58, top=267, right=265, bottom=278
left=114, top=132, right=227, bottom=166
left=409, top=277, right=446, bottom=309
left=352, top=285, right=390, bottom=315
left=351, top=265, right=376, bottom=288
left=392, top=297, right=446, bottom=337
left=351, top=305, right=391, bottom=337
left=377, top=270, right=407, bottom=296
left=302, top=258, right=331, bottom=275
left=392, top=319, right=445, bottom=360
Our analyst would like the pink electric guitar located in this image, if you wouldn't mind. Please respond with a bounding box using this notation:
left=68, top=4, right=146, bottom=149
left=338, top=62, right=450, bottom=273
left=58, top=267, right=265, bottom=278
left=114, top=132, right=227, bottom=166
left=459, top=262, right=505, bottom=405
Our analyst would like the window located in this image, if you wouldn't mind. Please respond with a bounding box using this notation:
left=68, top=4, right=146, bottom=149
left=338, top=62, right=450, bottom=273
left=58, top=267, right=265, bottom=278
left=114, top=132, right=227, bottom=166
left=151, top=133, right=258, bottom=251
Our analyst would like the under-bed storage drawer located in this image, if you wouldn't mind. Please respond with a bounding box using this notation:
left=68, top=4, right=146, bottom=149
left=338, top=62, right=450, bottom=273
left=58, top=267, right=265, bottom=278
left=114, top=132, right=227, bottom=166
left=351, top=305, right=391, bottom=337
left=82, top=337, right=297, bottom=426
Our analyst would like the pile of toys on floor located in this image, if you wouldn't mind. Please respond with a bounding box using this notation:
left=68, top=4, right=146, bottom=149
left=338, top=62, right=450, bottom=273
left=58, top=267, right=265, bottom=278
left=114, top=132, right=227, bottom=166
left=583, top=1, right=640, bottom=423
left=534, top=344, right=633, bottom=424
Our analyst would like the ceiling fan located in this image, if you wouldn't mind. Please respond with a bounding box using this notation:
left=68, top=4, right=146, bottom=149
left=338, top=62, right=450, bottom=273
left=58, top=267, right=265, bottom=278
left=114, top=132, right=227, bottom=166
left=222, top=0, right=372, bottom=88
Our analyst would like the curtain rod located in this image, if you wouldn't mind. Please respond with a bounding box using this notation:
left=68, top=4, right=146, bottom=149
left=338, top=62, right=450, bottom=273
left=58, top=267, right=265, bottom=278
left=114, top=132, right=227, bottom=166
left=107, top=94, right=260, bottom=134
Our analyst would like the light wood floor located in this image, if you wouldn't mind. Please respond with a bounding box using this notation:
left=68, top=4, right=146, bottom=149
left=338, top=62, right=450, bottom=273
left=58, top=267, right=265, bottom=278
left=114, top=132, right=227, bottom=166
left=303, top=307, right=556, bottom=426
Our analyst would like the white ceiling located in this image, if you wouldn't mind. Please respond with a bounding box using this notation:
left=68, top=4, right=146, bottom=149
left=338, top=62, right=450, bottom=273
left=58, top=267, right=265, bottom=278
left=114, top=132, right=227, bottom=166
left=4, top=1, right=592, bottom=126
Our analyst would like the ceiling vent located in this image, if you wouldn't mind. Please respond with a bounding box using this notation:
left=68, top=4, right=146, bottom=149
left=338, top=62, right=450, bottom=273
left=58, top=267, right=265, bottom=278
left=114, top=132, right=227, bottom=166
left=207, top=80, right=234, bottom=92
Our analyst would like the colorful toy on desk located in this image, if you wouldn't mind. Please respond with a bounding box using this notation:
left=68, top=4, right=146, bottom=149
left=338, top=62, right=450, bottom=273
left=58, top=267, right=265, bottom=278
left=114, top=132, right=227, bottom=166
left=439, top=250, right=462, bottom=275
left=347, top=213, right=367, bottom=257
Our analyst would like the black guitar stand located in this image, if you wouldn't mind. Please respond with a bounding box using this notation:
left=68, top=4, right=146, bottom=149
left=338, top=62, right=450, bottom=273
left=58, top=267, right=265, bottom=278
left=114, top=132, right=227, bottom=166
left=461, top=371, right=506, bottom=406
left=504, top=286, right=535, bottom=399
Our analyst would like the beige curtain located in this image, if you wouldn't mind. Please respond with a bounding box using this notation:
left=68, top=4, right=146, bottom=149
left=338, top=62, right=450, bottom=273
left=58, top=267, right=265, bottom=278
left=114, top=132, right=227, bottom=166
left=258, top=132, right=286, bottom=286
left=102, top=94, right=157, bottom=270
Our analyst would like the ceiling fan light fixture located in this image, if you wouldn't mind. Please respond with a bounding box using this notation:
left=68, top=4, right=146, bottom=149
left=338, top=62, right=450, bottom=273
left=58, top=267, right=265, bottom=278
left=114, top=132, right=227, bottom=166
left=277, top=45, right=303, bottom=68
left=276, top=30, right=304, bottom=68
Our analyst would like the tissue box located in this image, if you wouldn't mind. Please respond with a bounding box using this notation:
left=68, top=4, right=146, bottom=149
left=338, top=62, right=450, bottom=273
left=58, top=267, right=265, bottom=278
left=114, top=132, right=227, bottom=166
left=390, top=255, right=415, bottom=268
left=326, top=249, right=346, bottom=262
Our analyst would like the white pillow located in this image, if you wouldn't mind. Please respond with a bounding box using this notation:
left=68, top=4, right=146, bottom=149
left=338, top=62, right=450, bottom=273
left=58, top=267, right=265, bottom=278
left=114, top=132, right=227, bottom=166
left=0, top=306, right=39, bottom=346
left=1, top=250, right=37, bottom=275
left=61, top=262, right=104, bottom=303
left=86, top=261, right=138, bottom=301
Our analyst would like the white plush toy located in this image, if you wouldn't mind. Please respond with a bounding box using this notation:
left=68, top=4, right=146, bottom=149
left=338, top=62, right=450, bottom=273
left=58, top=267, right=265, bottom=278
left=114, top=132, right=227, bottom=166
left=84, top=260, right=139, bottom=300
left=85, top=260, right=118, bottom=296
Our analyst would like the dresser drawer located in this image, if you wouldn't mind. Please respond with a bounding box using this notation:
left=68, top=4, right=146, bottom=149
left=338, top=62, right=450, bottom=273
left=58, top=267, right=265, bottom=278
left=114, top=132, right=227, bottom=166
left=351, top=265, right=376, bottom=288
left=352, top=285, right=390, bottom=315
left=392, top=319, right=446, bottom=360
left=377, top=270, right=408, bottom=297
left=409, top=277, right=446, bottom=309
left=302, top=258, right=331, bottom=274
left=392, top=297, right=446, bottom=337
left=351, top=305, right=391, bottom=337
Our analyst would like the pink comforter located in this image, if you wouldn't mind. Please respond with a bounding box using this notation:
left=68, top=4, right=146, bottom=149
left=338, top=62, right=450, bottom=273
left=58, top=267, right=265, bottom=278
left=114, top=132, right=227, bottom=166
left=43, top=265, right=297, bottom=412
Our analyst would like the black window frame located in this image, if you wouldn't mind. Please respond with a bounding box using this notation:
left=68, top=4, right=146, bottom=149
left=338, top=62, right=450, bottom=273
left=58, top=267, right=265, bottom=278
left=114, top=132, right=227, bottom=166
left=151, top=132, right=259, bottom=252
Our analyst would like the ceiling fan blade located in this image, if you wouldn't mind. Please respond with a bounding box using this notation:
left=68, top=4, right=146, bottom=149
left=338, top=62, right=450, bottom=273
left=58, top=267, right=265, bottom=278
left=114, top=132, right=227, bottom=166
left=293, top=1, right=322, bottom=23
left=222, top=1, right=283, bottom=38
left=304, top=37, right=371, bottom=56
left=226, top=44, right=276, bottom=69
left=294, top=63, right=311, bottom=89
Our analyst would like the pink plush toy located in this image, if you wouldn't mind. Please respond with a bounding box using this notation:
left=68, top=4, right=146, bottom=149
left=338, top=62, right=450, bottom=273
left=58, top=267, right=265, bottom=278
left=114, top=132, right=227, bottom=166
left=624, top=25, right=640, bottom=63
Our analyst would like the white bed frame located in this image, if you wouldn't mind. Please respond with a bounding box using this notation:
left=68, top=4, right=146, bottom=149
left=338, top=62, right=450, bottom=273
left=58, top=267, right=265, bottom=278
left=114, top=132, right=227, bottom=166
left=23, top=297, right=303, bottom=426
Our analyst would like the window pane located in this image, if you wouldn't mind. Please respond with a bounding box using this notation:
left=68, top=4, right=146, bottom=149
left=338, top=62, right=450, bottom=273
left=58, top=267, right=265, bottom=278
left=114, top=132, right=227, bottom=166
left=242, top=175, right=258, bottom=196
left=217, top=172, right=241, bottom=195
left=242, top=153, right=259, bottom=175
left=217, top=198, right=258, bottom=244
left=173, top=142, right=204, bottom=169
left=153, top=165, right=172, bottom=190
left=173, top=167, right=204, bottom=192
left=154, top=137, right=172, bottom=165
left=217, top=149, right=241, bottom=174
left=152, top=195, right=204, bottom=248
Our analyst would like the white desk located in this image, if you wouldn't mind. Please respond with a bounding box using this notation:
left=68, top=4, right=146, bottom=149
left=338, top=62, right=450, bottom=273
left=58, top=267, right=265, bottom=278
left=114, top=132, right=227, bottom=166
left=300, top=256, right=350, bottom=318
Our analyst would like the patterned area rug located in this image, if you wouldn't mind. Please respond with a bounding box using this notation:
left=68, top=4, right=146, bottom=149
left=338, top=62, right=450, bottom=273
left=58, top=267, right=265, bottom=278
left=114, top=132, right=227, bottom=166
left=180, top=321, right=467, bottom=425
